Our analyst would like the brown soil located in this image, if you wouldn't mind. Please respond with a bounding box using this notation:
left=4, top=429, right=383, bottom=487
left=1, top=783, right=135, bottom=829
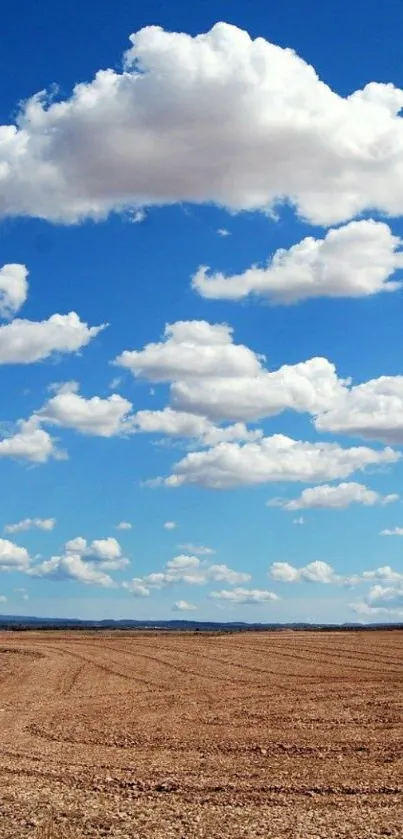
left=0, top=630, right=401, bottom=838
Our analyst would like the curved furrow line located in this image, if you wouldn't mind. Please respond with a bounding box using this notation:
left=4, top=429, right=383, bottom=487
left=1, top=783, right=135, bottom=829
left=77, top=639, right=272, bottom=686
left=221, top=642, right=403, bottom=677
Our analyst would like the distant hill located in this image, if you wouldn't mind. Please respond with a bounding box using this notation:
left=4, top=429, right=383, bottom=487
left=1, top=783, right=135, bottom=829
left=0, top=614, right=402, bottom=632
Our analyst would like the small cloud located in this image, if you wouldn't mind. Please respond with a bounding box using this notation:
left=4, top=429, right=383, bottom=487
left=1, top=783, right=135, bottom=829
left=0, top=595, right=7, bottom=603
left=122, top=578, right=151, bottom=597
left=210, top=588, right=279, bottom=604
left=217, top=228, right=230, bottom=237
left=177, top=543, right=216, bottom=556
left=5, top=517, right=56, bottom=534
left=380, top=527, right=403, bottom=536
left=293, top=516, right=304, bottom=525
left=116, top=521, right=133, bottom=530
left=164, top=521, right=177, bottom=530
left=172, top=600, right=197, bottom=611
left=109, top=376, right=122, bottom=390
left=14, top=587, right=29, bottom=601
left=130, top=209, right=146, bottom=224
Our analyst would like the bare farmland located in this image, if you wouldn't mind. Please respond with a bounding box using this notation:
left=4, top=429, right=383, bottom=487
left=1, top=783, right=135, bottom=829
left=0, top=630, right=401, bottom=838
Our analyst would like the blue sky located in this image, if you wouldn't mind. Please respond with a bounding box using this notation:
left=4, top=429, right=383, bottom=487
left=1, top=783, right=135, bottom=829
left=1, top=0, right=403, bottom=621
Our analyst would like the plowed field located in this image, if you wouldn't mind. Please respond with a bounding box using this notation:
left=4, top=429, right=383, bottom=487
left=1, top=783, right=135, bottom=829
left=0, top=630, right=401, bottom=838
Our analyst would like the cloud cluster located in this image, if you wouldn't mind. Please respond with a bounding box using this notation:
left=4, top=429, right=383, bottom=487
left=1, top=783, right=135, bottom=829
left=6, top=314, right=402, bottom=492
left=116, top=321, right=345, bottom=423
left=123, top=554, right=251, bottom=597
left=269, top=563, right=403, bottom=618
left=351, top=568, right=403, bottom=616
left=4, top=24, right=403, bottom=225
left=113, top=319, right=403, bottom=489
left=115, top=320, right=403, bottom=455
left=0, top=263, right=105, bottom=462
left=30, top=535, right=129, bottom=586
left=4, top=368, right=264, bottom=464
left=193, top=221, right=403, bottom=303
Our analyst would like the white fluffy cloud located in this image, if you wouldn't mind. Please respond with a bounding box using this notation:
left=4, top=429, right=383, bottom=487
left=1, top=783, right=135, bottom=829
left=208, top=564, right=251, bottom=585
left=316, top=375, right=403, bottom=444
left=64, top=536, right=87, bottom=554
left=31, top=382, right=259, bottom=448
left=271, top=482, right=399, bottom=510
left=5, top=24, right=403, bottom=224
left=351, top=580, right=403, bottom=616
left=156, top=434, right=399, bottom=489
left=172, top=600, right=197, bottom=611
left=86, top=537, right=122, bottom=561
left=210, top=587, right=279, bottom=604
left=113, top=318, right=403, bottom=447
left=30, top=554, right=115, bottom=587
left=0, top=538, right=30, bottom=571
left=122, top=578, right=151, bottom=597
left=145, top=555, right=206, bottom=587
left=0, top=312, right=105, bottom=364
left=115, top=321, right=262, bottom=381
left=30, top=534, right=128, bottom=586
left=0, top=264, right=28, bottom=318
left=362, top=566, right=403, bottom=583
left=5, top=517, right=56, bottom=534
left=117, top=322, right=346, bottom=424
left=0, top=418, right=61, bottom=463
left=351, top=566, right=403, bottom=615
left=37, top=383, right=134, bottom=437
left=172, top=358, right=346, bottom=423
left=64, top=535, right=128, bottom=569
left=193, top=221, right=403, bottom=303
left=164, top=521, right=177, bottom=530
left=116, top=521, right=132, bottom=530
left=129, top=554, right=250, bottom=592
left=270, top=560, right=339, bottom=584
left=270, top=562, right=403, bottom=591
left=132, top=407, right=261, bottom=445
left=134, top=407, right=211, bottom=438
